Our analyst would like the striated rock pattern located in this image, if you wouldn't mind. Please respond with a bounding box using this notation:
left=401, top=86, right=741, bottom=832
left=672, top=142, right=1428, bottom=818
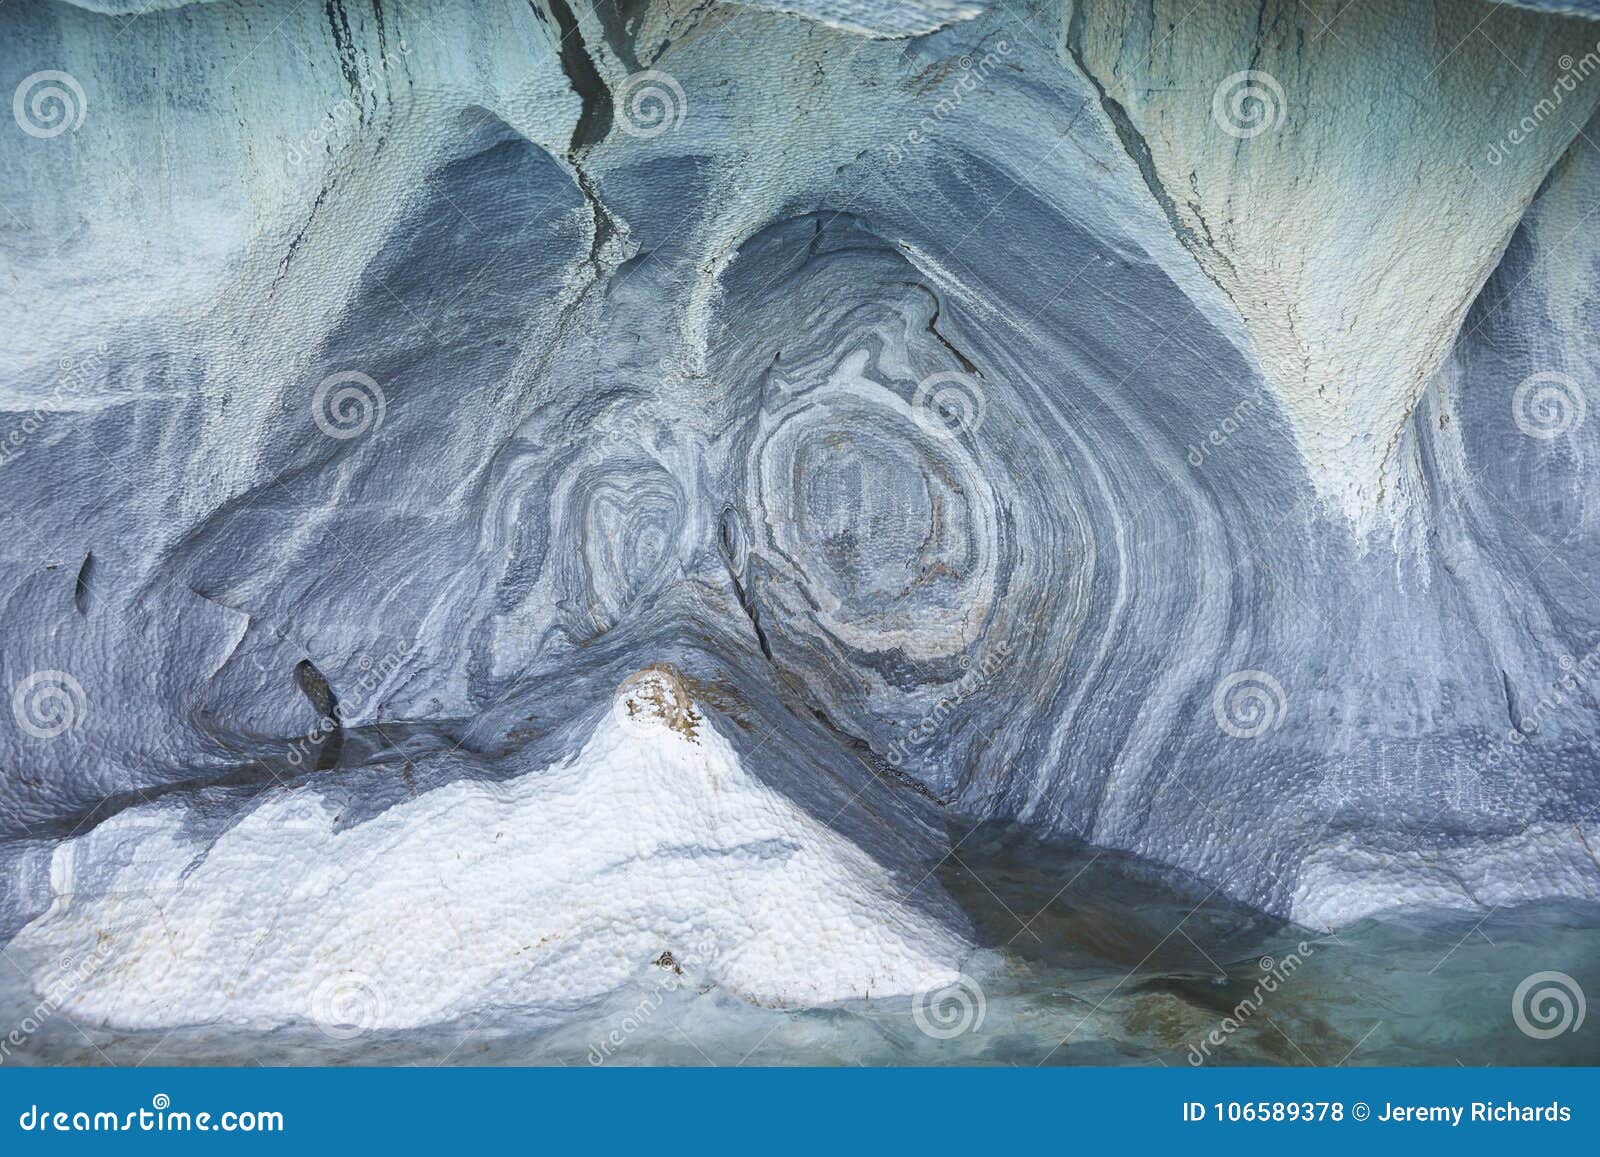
left=0, top=0, right=1597, bottom=1035
left=1066, top=0, right=1600, bottom=522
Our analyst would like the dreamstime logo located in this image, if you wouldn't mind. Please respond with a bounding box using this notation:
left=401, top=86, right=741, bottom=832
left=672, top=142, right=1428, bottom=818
left=1485, top=41, right=1600, bottom=167
left=1512, top=971, right=1586, bottom=1039
left=0, top=940, right=117, bottom=1065
left=1512, top=371, right=1587, bottom=440
left=587, top=934, right=719, bottom=1065
left=17, top=1093, right=283, bottom=1133
left=911, top=973, right=986, bottom=1040
left=912, top=371, right=987, bottom=439
left=616, top=70, right=687, bottom=139
left=13, top=70, right=87, bottom=138
left=1187, top=942, right=1315, bottom=1064
left=1186, top=385, right=1268, bottom=467
left=1211, top=70, right=1285, bottom=139
left=284, top=641, right=414, bottom=769
left=0, top=341, right=109, bottom=468
left=312, top=371, right=386, bottom=440
left=10, top=670, right=86, bottom=740
left=1485, top=633, right=1600, bottom=766
left=308, top=970, right=387, bottom=1040
left=885, top=40, right=1013, bottom=163
left=885, top=641, right=1011, bottom=768
left=1211, top=669, right=1286, bottom=739
left=286, top=42, right=413, bottom=169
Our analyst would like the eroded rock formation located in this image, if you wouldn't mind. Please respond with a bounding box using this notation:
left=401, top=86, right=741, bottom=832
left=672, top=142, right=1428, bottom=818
left=1, top=0, right=1597, bottom=1035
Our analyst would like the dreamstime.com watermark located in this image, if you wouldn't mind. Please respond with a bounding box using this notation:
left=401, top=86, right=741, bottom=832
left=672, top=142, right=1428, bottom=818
left=1484, top=632, right=1600, bottom=767
left=1211, top=669, right=1287, bottom=740
left=1186, top=385, right=1269, bottom=467
left=587, top=935, right=718, bottom=1064
left=286, top=42, right=413, bottom=168
left=0, top=940, right=116, bottom=1065
left=884, top=640, right=1012, bottom=768
left=886, top=40, right=1012, bottom=164
left=312, top=370, right=386, bottom=441
left=912, top=371, right=987, bottom=439
left=10, top=670, right=88, bottom=741
left=1211, top=70, right=1285, bottom=139
left=615, top=70, right=687, bottom=138
left=0, top=341, right=110, bottom=468
left=1511, top=370, right=1587, bottom=440
left=911, top=973, right=986, bottom=1040
left=12, top=70, right=86, bottom=138
left=17, top=1095, right=282, bottom=1133
left=285, top=639, right=415, bottom=769
left=1512, top=970, right=1586, bottom=1039
left=308, top=969, right=388, bottom=1040
left=1484, top=40, right=1600, bottom=168
left=1186, top=942, right=1316, bottom=1065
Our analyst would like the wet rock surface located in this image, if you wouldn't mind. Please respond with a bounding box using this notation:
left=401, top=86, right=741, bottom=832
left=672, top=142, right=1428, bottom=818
left=0, top=0, right=1597, bottom=1040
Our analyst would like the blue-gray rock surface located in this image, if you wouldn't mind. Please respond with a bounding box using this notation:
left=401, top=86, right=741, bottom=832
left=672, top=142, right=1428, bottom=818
left=0, top=0, right=1597, bottom=1035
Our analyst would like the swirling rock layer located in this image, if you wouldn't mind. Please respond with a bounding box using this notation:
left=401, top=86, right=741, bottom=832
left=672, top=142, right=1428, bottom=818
left=1, top=0, right=1598, bottom=1035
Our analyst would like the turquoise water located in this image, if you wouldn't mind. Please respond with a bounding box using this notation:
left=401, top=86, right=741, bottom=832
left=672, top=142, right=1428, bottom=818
left=9, top=826, right=1598, bottom=1066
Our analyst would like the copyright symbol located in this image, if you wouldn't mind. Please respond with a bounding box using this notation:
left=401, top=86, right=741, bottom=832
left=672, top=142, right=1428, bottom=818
left=1352, top=1102, right=1370, bottom=1121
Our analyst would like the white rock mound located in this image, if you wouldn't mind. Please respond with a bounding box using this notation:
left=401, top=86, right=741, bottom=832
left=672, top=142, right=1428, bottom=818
left=3, top=668, right=969, bottom=1034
